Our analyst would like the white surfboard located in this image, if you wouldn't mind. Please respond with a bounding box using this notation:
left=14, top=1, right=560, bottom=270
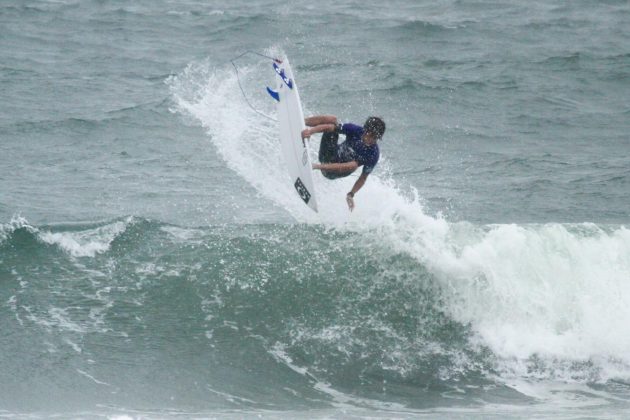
left=267, top=57, right=318, bottom=212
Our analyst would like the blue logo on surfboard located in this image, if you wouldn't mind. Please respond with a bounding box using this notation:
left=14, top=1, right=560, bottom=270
left=273, top=63, right=293, bottom=89
left=266, top=86, right=279, bottom=101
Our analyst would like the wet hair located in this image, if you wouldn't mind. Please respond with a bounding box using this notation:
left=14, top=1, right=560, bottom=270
left=364, top=116, right=386, bottom=139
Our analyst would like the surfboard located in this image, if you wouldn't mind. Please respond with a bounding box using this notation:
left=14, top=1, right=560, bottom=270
left=267, top=57, right=318, bottom=212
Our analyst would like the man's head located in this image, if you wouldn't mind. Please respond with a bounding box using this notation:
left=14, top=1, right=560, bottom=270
left=363, top=116, right=386, bottom=142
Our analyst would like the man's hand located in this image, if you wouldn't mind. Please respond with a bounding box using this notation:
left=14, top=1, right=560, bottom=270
left=301, top=128, right=311, bottom=139
left=346, top=193, right=355, bottom=211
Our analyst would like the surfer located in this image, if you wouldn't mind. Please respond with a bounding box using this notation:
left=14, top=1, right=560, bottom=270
left=301, top=115, right=385, bottom=211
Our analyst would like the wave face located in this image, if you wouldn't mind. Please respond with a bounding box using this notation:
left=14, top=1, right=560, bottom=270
left=3, top=215, right=630, bottom=415
left=167, top=53, right=630, bottom=376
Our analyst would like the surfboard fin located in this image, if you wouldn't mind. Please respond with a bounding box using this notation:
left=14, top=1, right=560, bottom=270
left=266, top=87, right=279, bottom=102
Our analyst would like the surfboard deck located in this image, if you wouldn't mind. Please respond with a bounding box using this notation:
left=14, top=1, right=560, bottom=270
left=269, top=57, right=318, bottom=212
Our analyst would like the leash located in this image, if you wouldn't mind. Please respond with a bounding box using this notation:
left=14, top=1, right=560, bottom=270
left=229, top=51, right=280, bottom=122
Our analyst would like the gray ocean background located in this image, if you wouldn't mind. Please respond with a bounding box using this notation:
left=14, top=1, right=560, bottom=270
left=2, top=0, right=630, bottom=418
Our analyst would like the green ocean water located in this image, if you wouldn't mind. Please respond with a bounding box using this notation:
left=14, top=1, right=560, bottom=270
left=2, top=0, right=630, bottom=418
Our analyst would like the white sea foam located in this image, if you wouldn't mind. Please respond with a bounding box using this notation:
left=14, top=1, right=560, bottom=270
left=168, top=54, right=630, bottom=383
left=365, top=193, right=630, bottom=382
left=2, top=215, right=130, bottom=258
left=391, top=218, right=630, bottom=382
left=38, top=218, right=132, bottom=258
left=25, top=307, right=88, bottom=335
left=160, top=225, right=205, bottom=244
left=76, top=369, right=110, bottom=386
left=270, top=343, right=407, bottom=411
left=0, top=215, right=36, bottom=242
left=0, top=216, right=133, bottom=257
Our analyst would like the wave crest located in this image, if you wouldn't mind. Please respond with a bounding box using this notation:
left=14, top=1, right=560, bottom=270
left=1, top=216, right=136, bottom=258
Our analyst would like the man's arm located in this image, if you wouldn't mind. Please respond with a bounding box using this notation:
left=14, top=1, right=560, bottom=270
left=345, top=173, right=368, bottom=211
left=312, top=161, right=358, bottom=173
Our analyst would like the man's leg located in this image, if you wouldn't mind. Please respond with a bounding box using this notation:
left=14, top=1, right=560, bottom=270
left=319, top=131, right=339, bottom=163
left=318, top=132, right=343, bottom=179
left=305, top=115, right=337, bottom=127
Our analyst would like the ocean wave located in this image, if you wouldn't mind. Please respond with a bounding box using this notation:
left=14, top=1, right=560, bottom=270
left=539, top=52, right=583, bottom=70
left=0, top=117, right=100, bottom=133
left=0, top=5, right=47, bottom=16
left=353, top=78, right=452, bottom=96
left=0, top=215, right=36, bottom=244
left=103, top=99, right=170, bottom=117
left=1, top=99, right=167, bottom=132
left=1, top=216, right=138, bottom=258
left=4, top=213, right=630, bottom=400
left=39, top=221, right=131, bottom=258
left=522, top=17, right=594, bottom=30
left=164, top=52, right=630, bottom=389
left=214, top=13, right=275, bottom=30
left=416, top=222, right=630, bottom=381
left=393, top=19, right=461, bottom=34
left=0, top=66, right=38, bottom=77
left=295, top=62, right=349, bottom=72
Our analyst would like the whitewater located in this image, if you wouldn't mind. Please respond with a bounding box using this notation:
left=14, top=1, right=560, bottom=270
left=170, top=55, right=630, bottom=382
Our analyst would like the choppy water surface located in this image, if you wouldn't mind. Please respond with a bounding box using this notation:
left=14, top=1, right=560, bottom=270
left=2, top=0, right=630, bottom=418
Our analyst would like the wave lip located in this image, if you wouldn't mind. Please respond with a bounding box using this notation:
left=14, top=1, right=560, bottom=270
left=0, top=215, right=36, bottom=243
left=39, top=221, right=130, bottom=258
left=427, top=222, right=630, bottom=382
left=1, top=216, right=135, bottom=258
